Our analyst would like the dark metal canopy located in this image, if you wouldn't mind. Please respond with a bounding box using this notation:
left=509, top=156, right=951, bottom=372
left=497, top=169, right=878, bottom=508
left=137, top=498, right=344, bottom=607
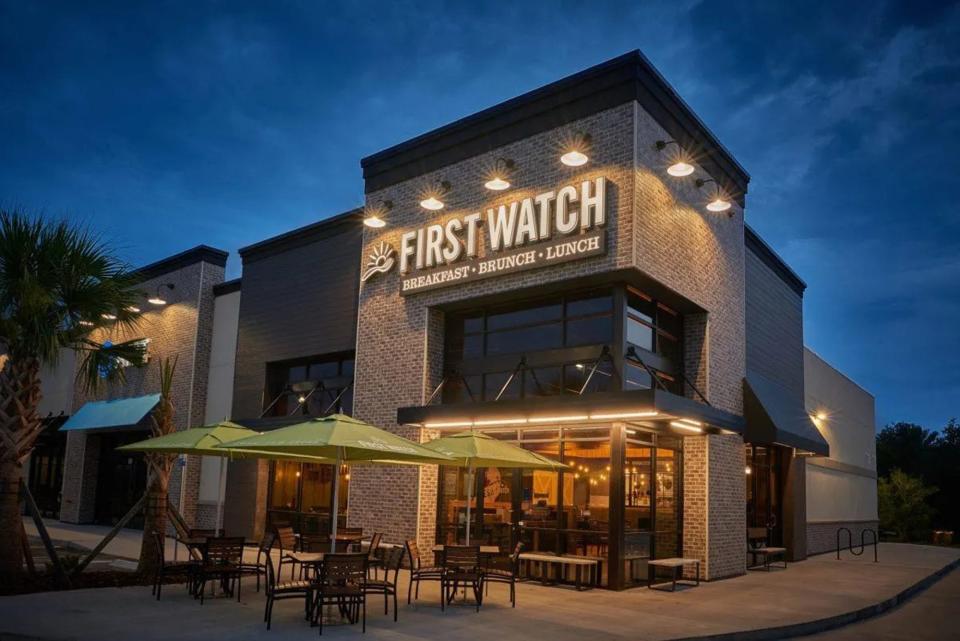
left=743, top=372, right=829, bottom=456
left=397, top=388, right=744, bottom=434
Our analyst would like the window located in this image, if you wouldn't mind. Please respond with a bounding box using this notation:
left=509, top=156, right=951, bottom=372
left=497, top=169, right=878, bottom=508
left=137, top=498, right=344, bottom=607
left=443, top=290, right=614, bottom=403
left=625, top=288, right=683, bottom=395
left=265, top=353, right=354, bottom=417
left=441, top=286, right=688, bottom=403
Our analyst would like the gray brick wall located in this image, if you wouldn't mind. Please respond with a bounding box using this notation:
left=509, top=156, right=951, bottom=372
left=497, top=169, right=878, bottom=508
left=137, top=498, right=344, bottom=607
left=351, top=100, right=749, bottom=575
left=59, top=258, right=224, bottom=525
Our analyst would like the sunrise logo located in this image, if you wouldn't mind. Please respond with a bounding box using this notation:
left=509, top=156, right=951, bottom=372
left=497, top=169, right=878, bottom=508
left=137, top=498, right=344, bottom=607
left=361, top=242, right=396, bottom=283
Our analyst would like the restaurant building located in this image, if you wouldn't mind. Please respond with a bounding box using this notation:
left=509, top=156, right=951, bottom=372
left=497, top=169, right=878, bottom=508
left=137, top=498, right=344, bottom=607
left=35, top=50, right=877, bottom=589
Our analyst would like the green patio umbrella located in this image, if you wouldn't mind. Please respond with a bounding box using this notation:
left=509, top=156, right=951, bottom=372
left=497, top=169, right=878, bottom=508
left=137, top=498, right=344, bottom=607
left=214, top=413, right=453, bottom=551
left=422, top=430, right=567, bottom=545
left=117, top=421, right=334, bottom=533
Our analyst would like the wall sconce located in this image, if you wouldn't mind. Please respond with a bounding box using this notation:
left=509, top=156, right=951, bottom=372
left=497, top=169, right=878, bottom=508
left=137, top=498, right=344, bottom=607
left=148, top=283, right=175, bottom=306
left=695, top=178, right=733, bottom=215
left=484, top=158, right=515, bottom=191
left=560, top=133, right=592, bottom=167
left=655, top=140, right=695, bottom=177
left=420, top=181, right=451, bottom=210
left=363, top=200, right=392, bottom=228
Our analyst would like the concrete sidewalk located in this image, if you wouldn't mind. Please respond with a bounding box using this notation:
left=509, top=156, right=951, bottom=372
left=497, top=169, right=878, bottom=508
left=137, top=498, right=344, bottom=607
left=23, top=519, right=198, bottom=564
left=1, top=543, right=957, bottom=641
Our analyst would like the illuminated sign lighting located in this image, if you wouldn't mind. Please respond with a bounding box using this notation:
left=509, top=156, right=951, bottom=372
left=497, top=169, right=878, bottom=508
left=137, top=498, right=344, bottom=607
left=670, top=421, right=703, bottom=433
left=589, top=411, right=658, bottom=420
left=528, top=415, right=590, bottom=423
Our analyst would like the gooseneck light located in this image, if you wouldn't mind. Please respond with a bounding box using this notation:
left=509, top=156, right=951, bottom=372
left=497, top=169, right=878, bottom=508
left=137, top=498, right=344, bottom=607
left=560, top=133, right=592, bottom=167
left=363, top=200, right=392, bottom=228
left=484, top=158, right=515, bottom=191
left=655, top=140, right=695, bottom=177
left=695, top=178, right=733, bottom=215
left=148, top=283, right=175, bottom=306
left=419, top=181, right=451, bottom=210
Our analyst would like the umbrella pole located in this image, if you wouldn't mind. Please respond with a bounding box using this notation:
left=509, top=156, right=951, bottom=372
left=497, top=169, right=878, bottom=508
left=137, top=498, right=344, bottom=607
left=215, top=458, right=227, bottom=534
left=465, top=464, right=474, bottom=546
left=330, top=448, right=342, bottom=554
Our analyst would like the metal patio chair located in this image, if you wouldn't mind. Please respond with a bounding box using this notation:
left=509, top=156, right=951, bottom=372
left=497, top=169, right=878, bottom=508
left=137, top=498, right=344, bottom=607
left=482, top=541, right=523, bottom=607
left=363, top=545, right=404, bottom=621
left=405, top=539, right=443, bottom=604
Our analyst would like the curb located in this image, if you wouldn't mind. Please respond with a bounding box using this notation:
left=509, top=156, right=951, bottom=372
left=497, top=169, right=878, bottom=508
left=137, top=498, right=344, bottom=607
left=670, top=556, right=960, bottom=641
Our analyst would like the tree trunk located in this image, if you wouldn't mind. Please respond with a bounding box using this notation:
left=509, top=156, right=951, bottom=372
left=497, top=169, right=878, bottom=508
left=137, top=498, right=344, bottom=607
left=0, top=457, right=24, bottom=580
left=137, top=455, right=171, bottom=576
left=0, top=358, right=42, bottom=583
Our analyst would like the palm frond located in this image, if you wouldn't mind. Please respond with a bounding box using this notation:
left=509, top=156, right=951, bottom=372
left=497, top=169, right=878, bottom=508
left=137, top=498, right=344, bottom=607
left=0, top=209, right=148, bottom=375
left=75, top=337, right=149, bottom=394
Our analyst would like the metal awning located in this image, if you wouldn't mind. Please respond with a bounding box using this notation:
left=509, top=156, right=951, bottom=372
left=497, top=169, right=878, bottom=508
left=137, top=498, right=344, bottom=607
left=744, top=372, right=829, bottom=456
left=397, top=388, right=745, bottom=434
left=60, top=393, right=161, bottom=433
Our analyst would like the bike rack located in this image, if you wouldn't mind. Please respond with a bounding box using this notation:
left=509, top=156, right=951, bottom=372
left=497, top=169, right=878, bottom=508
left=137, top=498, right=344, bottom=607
left=836, top=526, right=878, bottom=562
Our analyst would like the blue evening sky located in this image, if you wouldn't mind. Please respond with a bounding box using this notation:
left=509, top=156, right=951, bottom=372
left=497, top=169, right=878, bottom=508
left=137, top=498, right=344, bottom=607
left=1, top=2, right=957, bottom=430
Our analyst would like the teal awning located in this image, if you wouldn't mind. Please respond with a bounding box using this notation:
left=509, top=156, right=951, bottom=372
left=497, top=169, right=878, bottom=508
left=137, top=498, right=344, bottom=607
left=60, top=394, right=161, bottom=432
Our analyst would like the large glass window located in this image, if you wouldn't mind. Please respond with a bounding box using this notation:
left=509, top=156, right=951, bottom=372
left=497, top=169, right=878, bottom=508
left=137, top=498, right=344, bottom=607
left=267, top=461, right=350, bottom=535
left=443, top=291, right=614, bottom=403
left=265, top=353, right=354, bottom=417
left=435, top=425, right=684, bottom=589
left=625, top=287, right=683, bottom=395
left=442, top=286, right=690, bottom=404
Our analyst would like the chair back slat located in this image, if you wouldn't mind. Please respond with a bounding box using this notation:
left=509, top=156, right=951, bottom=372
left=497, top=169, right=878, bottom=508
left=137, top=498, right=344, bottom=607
left=320, top=552, right=367, bottom=586
left=275, top=526, right=297, bottom=553
left=405, top=539, right=422, bottom=569
left=204, top=536, right=245, bottom=565
left=367, top=532, right=383, bottom=561
left=443, top=545, right=479, bottom=570
left=259, top=531, right=277, bottom=554
left=510, top=541, right=524, bottom=565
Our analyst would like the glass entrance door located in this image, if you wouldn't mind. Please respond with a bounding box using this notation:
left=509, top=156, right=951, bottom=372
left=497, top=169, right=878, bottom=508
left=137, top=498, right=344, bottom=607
left=745, top=444, right=783, bottom=545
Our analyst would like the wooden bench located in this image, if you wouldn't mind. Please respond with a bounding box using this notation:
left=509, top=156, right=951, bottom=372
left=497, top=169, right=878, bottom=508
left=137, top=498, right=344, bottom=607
left=747, top=527, right=787, bottom=571
left=647, top=558, right=700, bottom=592
left=518, top=552, right=598, bottom=590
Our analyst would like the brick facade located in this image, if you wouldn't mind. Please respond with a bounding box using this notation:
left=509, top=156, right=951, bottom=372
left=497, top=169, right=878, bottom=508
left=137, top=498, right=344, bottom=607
left=59, top=254, right=224, bottom=526
left=351, top=102, right=748, bottom=575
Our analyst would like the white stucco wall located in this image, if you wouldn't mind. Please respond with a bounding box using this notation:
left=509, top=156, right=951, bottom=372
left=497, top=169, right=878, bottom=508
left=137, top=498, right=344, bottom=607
left=804, top=348, right=878, bottom=523
left=199, top=289, right=241, bottom=505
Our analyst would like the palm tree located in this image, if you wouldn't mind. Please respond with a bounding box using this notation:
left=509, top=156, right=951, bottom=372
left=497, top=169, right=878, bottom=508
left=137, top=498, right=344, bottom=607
left=137, top=355, right=176, bottom=576
left=0, top=210, right=147, bottom=580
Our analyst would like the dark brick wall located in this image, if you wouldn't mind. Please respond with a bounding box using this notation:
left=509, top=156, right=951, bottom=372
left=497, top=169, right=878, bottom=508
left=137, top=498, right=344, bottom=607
left=745, top=248, right=804, bottom=398
left=222, top=219, right=362, bottom=538
left=231, top=222, right=363, bottom=420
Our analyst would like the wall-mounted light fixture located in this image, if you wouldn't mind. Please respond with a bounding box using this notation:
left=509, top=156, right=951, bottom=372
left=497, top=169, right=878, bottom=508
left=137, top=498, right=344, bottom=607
left=695, top=178, right=733, bottom=215
left=420, top=181, right=451, bottom=210
left=655, top=140, right=695, bottom=177
left=560, top=133, right=592, bottom=167
left=484, top=158, right=515, bottom=191
left=363, top=200, right=392, bottom=228
left=148, top=283, right=175, bottom=306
